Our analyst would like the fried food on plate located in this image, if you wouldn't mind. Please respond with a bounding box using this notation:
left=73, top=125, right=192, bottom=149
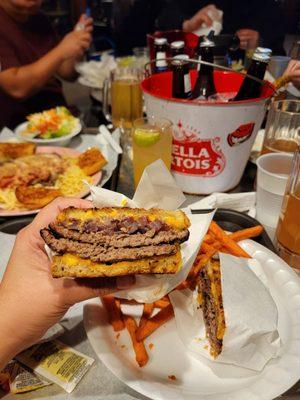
left=40, top=206, right=190, bottom=277
left=0, top=142, right=36, bottom=162
left=76, top=147, right=107, bottom=176
left=15, top=186, right=61, bottom=209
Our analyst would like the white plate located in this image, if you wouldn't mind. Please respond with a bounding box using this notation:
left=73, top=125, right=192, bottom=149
left=15, top=120, right=82, bottom=147
left=84, top=240, right=300, bottom=400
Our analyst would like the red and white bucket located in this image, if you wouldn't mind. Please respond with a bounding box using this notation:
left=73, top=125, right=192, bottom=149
left=141, top=70, right=274, bottom=194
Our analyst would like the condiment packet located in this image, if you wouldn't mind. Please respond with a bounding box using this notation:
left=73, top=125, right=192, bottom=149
left=15, top=340, right=94, bottom=393
left=1, top=360, right=51, bottom=394
left=85, top=160, right=214, bottom=303
left=169, top=253, right=282, bottom=371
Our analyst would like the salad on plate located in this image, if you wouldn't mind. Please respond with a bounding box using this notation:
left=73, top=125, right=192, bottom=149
left=20, top=107, right=79, bottom=139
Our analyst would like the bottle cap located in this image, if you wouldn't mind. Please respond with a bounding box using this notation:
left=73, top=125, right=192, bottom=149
left=154, top=37, right=168, bottom=45
left=252, top=53, right=271, bottom=63
left=170, top=40, right=185, bottom=49
left=255, top=47, right=272, bottom=56
left=174, top=54, right=189, bottom=60
left=200, top=37, right=215, bottom=47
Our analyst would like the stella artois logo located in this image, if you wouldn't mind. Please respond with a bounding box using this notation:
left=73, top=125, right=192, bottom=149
left=172, top=120, right=226, bottom=177
left=227, top=122, right=255, bottom=147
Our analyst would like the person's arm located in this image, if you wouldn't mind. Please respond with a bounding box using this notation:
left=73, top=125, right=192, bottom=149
left=0, top=197, right=132, bottom=371
left=57, top=14, right=93, bottom=82
left=0, top=29, right=91, bottom=99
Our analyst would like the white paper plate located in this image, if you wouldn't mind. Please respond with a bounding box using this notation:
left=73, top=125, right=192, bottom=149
left=84, top=240, right=300, bottom=400
left=15, top=120, right=82, bottom=147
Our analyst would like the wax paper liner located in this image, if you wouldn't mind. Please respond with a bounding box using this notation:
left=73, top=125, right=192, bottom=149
left=169, top=253, right=282, bottom=371
left=87, top=160, right=214, bottom=303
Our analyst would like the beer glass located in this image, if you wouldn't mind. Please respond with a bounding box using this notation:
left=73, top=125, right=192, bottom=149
left=261, top=100, right=300, bottom=154
left=276, top=147, right=300, bottom=269
left=132, top=117, right=173, bottom=187
left=103, top=67, right=143, bottom=130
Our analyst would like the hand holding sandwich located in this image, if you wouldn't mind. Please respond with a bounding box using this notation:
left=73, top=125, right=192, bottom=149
left=0, top=198, right=132, bottom=371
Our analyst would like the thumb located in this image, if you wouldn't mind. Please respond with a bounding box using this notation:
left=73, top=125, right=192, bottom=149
left=59, top=276, right=134, bottom=306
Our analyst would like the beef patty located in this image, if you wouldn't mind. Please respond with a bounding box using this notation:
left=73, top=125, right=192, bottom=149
left=41, top=216, right=189, bottom=264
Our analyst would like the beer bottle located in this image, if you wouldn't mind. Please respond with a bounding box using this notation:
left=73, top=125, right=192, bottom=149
left=255, top=47, right=272, bottom=57
left=154, top=37, right=169, bottom=73
left=191, top=37, right=216, bottom=100
left=172, top=55, right=192, bottom=99
left=234, top=52, right=270, bottom=101
left=170, top=40, right=185, bottom=58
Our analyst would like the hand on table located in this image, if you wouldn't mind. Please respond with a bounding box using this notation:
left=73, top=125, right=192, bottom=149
left=284, top=59, right=300, bottom=90
left=182, top=4, right=215, bottom=32
left=0, top=197, right=133, bottom=370
left=236, top=29, right=259, bottom=50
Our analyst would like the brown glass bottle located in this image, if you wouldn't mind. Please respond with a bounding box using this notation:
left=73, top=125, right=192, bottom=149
left=154, top=37, right=169, bottom=73
left=191, top=38, right=216, bottom=100
left=234, top=52, right=270, bottom=101
left=172, top=55, right=192, bottom=99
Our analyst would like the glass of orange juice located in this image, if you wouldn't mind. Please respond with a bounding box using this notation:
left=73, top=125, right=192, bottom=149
left=132, top=116, right=173, bottom=187
left=276, top=147, right=300, bottom=269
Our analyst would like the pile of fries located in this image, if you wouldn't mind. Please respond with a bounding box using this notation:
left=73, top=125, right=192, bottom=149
left=102, top=222, right=264, bottom=367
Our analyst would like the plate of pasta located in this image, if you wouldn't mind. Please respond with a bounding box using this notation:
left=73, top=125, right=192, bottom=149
left=0, top=143, right=107, bottom=216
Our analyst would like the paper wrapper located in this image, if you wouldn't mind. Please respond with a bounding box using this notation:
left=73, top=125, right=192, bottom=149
left=86, top=160, right=214, bottom=302
left=169, top=253, right=281, bottom=371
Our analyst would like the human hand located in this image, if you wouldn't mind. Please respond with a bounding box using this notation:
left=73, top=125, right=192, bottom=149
left=236, top=29, right=259, bottom=50
left=75, top=13, right=94, bottom=34
left=0, top=198, right=132, bottom=368
left=182, top=4, right=215, bottom=32
left=56, top=29, right=92, bottom=60
left=284, top=59, right=300, bottom=90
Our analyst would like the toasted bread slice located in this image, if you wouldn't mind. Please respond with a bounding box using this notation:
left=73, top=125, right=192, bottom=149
left=15, top=186, right=61, bottom=209
left=0, top=142, right=36, bottom=162
left=56, top=207, right=191, bottom=231
left=51, top=249, right=182, bottom=277
left=77, top=147, right=107, bottom=176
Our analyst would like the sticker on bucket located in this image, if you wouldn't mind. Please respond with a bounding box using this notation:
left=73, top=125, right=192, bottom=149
left=172, top=137, right=226, bottom=177
left=227, top=122, right=255, bottom=147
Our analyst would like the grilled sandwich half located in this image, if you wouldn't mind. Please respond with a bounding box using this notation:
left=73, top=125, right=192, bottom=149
left=41, top=207, right=190, bottom=277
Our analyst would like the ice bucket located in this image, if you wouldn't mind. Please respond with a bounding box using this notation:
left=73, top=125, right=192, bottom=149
left=141, top=70, right=274, bottom=194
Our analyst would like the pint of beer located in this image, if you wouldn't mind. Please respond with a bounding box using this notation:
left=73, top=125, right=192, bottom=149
left=276, top=148, right=300, bottom=269
left=103, top=68, right=143, bottom=129
left=261, top=100, right=300, bottom=154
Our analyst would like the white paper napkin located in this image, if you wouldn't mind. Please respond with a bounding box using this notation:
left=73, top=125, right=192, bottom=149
left=193, top=6, right=223, bottom=36
left=169, top=253, right=281, bottom=371
left=189, top=192, right=256, bottom=213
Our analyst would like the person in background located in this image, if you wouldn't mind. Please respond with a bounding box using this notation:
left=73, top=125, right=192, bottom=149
left=284, top=60, right=300, bottom=90
left=0, top=0, right=93, bottom=129
left=0, top=197, right=133, bottom=371
left=112, top=0, right=285, bottom=56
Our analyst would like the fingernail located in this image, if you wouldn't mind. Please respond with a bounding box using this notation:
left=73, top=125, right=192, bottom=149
left=117, top=275, right=135, bottom=289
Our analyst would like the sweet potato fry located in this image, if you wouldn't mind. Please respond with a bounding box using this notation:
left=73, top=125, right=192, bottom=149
left=124, top=315, right=149, bottom=367
left=153, top=298, right=170, bottom=308
left=136, top=304, right=174, bottom=341
left=229, top=225, right=263, bottom=242
left=209, top=221, right=251, bottom=258
left=102, top=295, right=125, bottom=331
left=139, top=303, right=154, bottom=330
left=203, top=234, right=214, bottom=244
